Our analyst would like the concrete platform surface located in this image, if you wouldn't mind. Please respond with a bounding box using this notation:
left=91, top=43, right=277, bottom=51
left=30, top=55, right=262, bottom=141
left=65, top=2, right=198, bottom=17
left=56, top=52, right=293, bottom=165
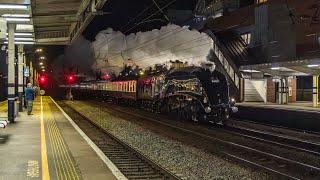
left=239, top=101, right=320, bottom=113
left=0, top=96, right=118, bottom=180
left=234, top=101, right=320, bottom=132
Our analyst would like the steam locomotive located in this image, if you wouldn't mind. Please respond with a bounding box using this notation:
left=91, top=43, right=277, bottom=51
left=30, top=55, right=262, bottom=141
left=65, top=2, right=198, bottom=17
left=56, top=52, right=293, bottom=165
left=71, top=62, right=238, bottom=125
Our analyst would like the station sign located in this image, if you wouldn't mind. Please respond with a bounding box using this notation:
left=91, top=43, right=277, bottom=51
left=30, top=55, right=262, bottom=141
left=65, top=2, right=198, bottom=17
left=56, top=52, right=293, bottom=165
left=24, top=66, right=30, bottom=77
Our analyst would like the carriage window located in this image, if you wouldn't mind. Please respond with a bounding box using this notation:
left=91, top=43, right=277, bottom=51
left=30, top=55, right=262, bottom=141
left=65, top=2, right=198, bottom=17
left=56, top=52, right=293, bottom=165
left=133, top=81, right=136, bottom=92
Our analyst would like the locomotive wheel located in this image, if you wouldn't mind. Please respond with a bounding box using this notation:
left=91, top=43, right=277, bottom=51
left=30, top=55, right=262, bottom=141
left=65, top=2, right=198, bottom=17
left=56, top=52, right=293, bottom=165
left=189, top=102, right=200, bottom=123
left=177, top=107, right=188, bottom=121
left=166, top=103, right=173, bottom=116
left=217, top=109, right=229, bottom=126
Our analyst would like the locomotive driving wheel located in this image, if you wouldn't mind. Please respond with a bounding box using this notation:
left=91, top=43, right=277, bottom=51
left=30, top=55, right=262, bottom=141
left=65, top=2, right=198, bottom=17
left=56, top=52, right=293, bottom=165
left=190, top=102, right=200, bottom=123
left=218, top=108, right=229, bottom=126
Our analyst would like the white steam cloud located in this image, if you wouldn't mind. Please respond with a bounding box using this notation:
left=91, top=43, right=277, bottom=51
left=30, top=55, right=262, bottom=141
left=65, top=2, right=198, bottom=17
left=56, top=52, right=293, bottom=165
left=91, top=24, right=213, bottom=74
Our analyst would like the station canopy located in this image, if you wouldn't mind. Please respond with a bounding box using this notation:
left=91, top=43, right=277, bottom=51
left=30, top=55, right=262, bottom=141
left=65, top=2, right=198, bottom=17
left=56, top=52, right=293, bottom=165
left=0, top=0, right=107, bottom=45
left=240, top=58, right=320, bottom=77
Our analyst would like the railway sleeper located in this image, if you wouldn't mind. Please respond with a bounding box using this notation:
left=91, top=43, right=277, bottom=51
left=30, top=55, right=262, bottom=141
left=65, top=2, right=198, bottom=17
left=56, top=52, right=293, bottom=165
left=119, top=168, right=155, bottom=173
left=126, top=174, right=164, bottom=179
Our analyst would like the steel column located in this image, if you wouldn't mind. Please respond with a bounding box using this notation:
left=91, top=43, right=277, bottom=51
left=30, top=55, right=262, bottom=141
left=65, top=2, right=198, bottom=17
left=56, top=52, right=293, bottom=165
left=7, top=23, right=16, bottom=123
left=18, top=44, right=24, bottom=112
left=23, top=54, right=27, bottom=108
left=30, top=61, right=33, bottom=85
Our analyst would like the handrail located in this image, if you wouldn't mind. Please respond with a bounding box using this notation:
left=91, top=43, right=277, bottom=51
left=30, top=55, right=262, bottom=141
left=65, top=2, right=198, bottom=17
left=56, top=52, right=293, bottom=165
left=205, top=30, right=240, bottom=89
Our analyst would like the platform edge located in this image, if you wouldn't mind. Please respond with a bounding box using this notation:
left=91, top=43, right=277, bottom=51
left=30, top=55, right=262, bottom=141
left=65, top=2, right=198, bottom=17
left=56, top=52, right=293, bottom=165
left=49, top=97, right=127, bottom=180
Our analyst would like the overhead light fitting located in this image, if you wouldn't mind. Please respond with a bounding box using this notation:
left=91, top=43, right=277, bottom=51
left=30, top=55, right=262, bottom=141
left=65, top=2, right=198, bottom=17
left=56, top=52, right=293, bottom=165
left=271, top=67, right=280, bottom=70
left=2, top=14, right=30, bottom=18
left=0, top=4, right=28, bottom=9
left=6, top=33, right=33, bottom=36
left=4, top=41, right=34, bottom=45
left=16, top=24, right=33, bottom=31
left=242, top=70, right=261, bottom=73
left=5, top=18, right=30, bottom=22
left=307, top=64, right=319, bottom=67
left=6, top=37, right=34, bottom=41
left=36, top=48, right=43, bottom=53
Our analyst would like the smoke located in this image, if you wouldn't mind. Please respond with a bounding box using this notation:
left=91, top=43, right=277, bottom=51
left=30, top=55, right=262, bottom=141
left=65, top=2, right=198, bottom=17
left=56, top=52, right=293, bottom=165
left=91, top=24, right=213, bottom=74
left=51, top=36, right=95, bottom=80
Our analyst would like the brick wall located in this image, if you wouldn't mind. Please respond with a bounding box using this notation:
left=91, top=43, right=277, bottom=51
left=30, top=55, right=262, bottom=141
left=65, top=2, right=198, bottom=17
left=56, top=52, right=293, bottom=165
left=267, top=78, right=276, bottom=103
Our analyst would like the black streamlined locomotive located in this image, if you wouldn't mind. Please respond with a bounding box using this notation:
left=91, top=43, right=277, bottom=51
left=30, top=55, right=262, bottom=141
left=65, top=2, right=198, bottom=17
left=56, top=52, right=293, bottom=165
left=71, top=63, right=237, bottom=125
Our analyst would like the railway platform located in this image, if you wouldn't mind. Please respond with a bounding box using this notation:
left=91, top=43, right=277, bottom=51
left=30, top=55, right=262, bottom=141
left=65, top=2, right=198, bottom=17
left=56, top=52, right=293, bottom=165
left=0, top=96, right=121, bottom=180
left=234, top=102, right=320, bottom=133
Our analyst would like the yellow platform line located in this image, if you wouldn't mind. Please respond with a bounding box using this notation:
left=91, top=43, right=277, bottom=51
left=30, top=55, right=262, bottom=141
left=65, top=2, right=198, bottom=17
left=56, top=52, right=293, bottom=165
left=41, top=96, right=50, bottom=180
left=46, top=107, right=63, bottom=180
left=45, top=97, right=80, bottom=180
left=47, top=111, right=71, bottom=180
left=48, top=98, right=80, bottom=180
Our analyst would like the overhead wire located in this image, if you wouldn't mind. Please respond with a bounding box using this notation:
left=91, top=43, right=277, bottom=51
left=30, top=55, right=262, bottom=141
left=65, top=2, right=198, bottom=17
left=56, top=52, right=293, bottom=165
left=94, top=0, right=180, bottom=58
left=124, top=0, right=177, bottom=34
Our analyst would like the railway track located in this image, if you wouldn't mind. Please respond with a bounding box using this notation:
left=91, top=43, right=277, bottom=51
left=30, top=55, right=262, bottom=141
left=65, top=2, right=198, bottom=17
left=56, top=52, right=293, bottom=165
left=96, top=102, right=320, bottom=180
left=223, top=125, right=320, bottom=156
left=59, top=102, right=181, bottom=180
left=231, top=118, right=320, bottom=136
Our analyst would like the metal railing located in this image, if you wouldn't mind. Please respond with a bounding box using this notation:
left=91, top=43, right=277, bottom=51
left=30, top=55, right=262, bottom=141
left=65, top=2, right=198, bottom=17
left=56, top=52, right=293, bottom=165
left=206, top=30, right=240, bottom=89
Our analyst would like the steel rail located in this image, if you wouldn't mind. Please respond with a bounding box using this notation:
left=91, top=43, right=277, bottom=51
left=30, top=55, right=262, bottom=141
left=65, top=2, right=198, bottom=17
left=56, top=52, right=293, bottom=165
left=104, top=104, right=320, bottom=180
left=222, top=125, right=320, bottom=156
left=60, top=102, right=181, bottom=180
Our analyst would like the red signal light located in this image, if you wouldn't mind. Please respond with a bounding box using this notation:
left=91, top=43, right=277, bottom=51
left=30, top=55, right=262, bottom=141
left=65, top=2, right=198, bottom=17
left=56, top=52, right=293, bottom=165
left=66, top=75, right=76, bottom=84
left=39, top=76, right=46, bottom=83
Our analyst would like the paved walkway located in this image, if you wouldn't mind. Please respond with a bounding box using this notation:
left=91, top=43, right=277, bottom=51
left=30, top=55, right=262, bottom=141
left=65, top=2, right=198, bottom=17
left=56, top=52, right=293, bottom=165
left=0, top=96, right=118, bottom=180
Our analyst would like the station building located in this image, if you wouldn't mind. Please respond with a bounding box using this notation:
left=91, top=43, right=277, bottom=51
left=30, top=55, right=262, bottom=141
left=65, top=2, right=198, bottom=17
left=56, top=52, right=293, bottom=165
left=196, top=0, right=320, bottom=107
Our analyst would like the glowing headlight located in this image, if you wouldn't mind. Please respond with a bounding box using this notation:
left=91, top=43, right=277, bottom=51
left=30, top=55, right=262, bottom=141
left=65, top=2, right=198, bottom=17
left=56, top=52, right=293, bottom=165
left=231, top=98, right=235, bottom=102
left=205, top=106, right=212, bottom=113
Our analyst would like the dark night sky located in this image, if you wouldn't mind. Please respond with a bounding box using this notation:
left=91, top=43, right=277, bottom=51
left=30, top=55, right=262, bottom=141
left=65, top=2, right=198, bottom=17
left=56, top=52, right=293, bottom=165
left=83, top=0, right=198, bottom=41
left=1, top=0, right=200, bottom=89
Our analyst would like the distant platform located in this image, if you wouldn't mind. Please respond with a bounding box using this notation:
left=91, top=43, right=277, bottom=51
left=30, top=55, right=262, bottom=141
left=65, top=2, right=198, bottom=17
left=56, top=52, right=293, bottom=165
left=0, top=96, right=118, bottom=180
left=234, top=102, right=320, bottom=133
left=239, top=101, right=320, bottom=113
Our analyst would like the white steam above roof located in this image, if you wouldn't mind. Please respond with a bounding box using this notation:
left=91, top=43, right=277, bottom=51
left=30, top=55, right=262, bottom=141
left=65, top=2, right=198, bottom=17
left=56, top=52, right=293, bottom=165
left=91, top=24, right=214, bottom=73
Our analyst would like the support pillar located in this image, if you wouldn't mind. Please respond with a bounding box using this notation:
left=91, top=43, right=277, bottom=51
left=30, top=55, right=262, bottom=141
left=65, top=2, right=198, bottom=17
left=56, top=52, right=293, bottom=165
left=23, top=54, right=27, bottom=108
left=18, top=44, right=24, bottom=112
left=313, top=75, right=319, bottom=107
left=30, top=61, right=33, bottom=85
left=7, top=23, right=16, bottom=123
